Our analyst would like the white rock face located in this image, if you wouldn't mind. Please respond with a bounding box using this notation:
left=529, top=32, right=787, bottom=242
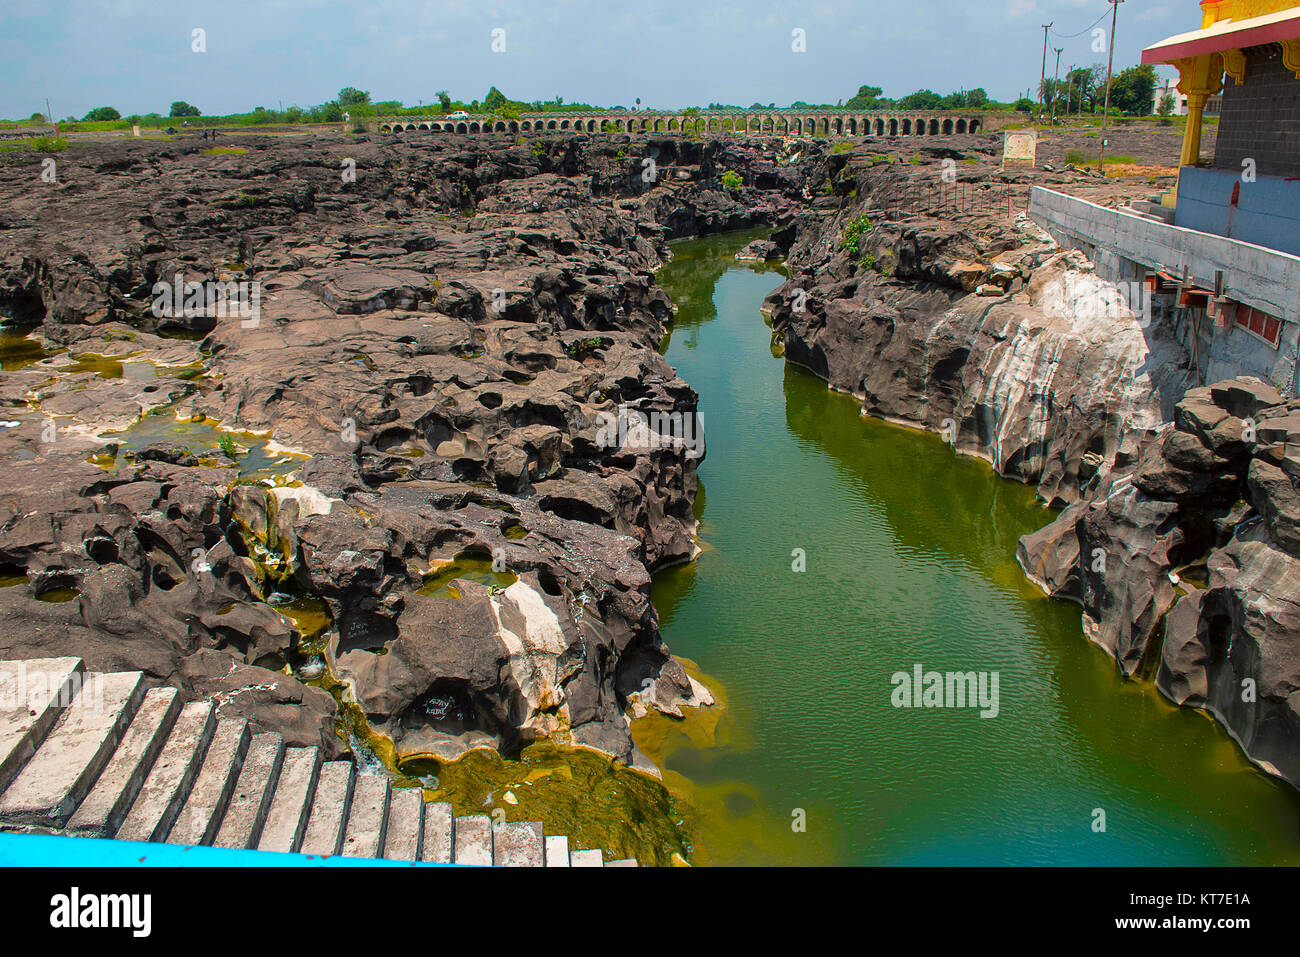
left=271, top=483, right=341, bottom=518
left=491, top=581, right=572, bottom=736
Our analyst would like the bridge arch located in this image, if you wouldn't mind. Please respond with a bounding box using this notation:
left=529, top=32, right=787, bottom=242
left=377, top=109, right=986, bottom=140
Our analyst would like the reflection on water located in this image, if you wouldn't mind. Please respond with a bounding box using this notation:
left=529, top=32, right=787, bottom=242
left=644, top=230, right=1300, bottom=866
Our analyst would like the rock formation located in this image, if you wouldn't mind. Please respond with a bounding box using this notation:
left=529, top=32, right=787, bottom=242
left=0, top=132, right=813, bottom=768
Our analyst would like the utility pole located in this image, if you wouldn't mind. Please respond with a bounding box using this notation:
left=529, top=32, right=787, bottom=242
left=1051, top=48, right=1063, bottom=121
left=1099, top=0, right=1124, bottom=169
left=1038, top=22, right=1053, bottom=126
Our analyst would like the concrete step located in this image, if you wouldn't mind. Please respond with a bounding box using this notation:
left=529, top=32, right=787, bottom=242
left=65, top=687, right=181, bottom=837
left=0, top=657, right=85, bottom=793
left=381, top=787, right=423, bottom=862
left=493, top=820, right=543, bottom=867
left=165, top=718, right=250, bottom=846
left=544, top=834, right=570, bottom=867
left=606, top=858, right=639, bottom=867
left=569, top=848, right=604, bottom=867
left=0, top=671, right=145, bottom=827
left=114, top=702, right=217, bottom=843
left=452, top=814, right=493, bottom=866
left=256, top=746, right=321, bottom=855
left=341, top=772, right=390, bottom=859
left=299, top=760, right=354, bottom=857
left=1127, top=199, right=1176, bottom=224
left=420, top=801, right=452, bottom=864
left=212, top=732, right=284, bottom=850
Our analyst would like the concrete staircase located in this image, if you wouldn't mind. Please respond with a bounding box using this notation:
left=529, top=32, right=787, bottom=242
left=0, top=657, right=636, bottom=866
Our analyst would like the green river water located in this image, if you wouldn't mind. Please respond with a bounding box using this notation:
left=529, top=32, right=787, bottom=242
left=641, top=230, right=1300, bottom=866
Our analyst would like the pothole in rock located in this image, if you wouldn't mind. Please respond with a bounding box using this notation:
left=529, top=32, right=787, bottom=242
left=97, top=411, right=307, bottom=478
left=418, top=551, right=518, bottom=598
left=0, top=327, right=60, bottom=371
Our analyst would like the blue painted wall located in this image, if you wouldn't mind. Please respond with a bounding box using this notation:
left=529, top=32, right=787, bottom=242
left=1175, top=167, right=1300, bottom=256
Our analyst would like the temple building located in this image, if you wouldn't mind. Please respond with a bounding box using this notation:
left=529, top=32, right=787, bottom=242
left=1029, top=0, right=1300, bottom=397
left=1143, top=0, right=1300, bottom=254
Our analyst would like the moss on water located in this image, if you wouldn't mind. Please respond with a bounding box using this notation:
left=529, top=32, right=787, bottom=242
left=294, top=626, right=688, bottom=865
left=418, top=553, right=516, bottom=597
left=0, top=328, right=58, bottom=371
left=404, top=745, right=690, bottom=866
left=101, top=412, right=306, bottom=479
left=276, top=596, right=332, bottom=643
left=630, top=657, right=838, bottom=866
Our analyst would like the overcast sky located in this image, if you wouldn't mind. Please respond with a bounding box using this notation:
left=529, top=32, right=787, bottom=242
left=1, top=0, right=1190, bottom=119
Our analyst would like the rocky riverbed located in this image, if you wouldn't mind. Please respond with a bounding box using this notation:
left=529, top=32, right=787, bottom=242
left=2, top=123, right=1297, bottom=852
left=0, top=131, right=816, bottom=782
left=763, top=137, right=1300, bottom=791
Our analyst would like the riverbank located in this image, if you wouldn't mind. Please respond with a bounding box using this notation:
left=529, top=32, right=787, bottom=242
left=639, top=228, right=1300, bottom=864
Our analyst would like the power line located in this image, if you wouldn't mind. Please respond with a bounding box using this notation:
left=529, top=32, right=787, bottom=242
left=1099, top=0, right=1124, bottom=168
left=1051, top=6, right=1114, bottom=39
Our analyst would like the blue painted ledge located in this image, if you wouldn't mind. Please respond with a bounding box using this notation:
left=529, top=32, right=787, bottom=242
left=0, top=831, right=453, bottom=867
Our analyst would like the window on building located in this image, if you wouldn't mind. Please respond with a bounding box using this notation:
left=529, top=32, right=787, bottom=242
left=1234, top=304, right=1281, bottom=348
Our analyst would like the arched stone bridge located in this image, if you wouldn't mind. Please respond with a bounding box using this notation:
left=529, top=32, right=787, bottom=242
left=377, top=109, right=985, bottom=137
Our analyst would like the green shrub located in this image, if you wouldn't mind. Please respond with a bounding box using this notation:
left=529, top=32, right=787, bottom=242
left=29, top=136, right=68, bottom=152
left=838, top=214, right=872, bottom=255
left=721, top=170, right=743, bottom=190
left=1064, top=148, right=1086, bottom=165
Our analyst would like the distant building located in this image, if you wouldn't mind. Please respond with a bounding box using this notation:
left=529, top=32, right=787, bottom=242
left=1157, top=78, right=1215, bottom=116
left=1159, top=78, right=1189, bottom=115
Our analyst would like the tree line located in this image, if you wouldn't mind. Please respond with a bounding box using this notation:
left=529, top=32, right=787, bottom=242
left=17, top=65, right=1166, bottom=130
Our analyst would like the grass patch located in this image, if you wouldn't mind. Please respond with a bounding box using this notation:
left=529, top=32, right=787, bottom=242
left=202, top=146, right=248, bottom=155
left=1103, top=154, right=1137, bottom=164
left=218, top=432, right=240, bottom=460
left=29, top=136, right=68, bottom=152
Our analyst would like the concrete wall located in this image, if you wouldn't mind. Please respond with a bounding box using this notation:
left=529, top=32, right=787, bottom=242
left=1175, top=167, right=1300, bottom=257
left=1029, top=186, right=1300, bottom=396
left=1213, top=45, right=1300, bottom=178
